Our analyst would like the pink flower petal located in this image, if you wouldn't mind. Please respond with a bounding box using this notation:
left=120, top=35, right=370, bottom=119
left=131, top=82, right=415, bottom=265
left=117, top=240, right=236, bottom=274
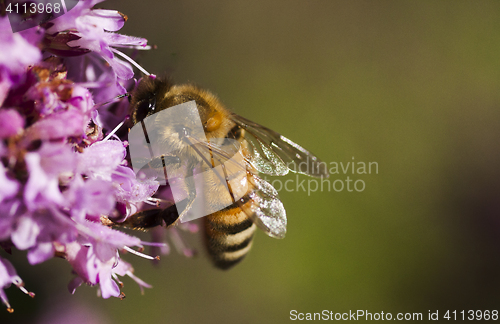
left=25, top=110, right=86, bottom=141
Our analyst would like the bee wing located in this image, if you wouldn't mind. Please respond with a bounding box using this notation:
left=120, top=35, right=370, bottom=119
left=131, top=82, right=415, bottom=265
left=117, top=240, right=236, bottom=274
left=230, top=114, right=329, bottom=178
left=181, top=136, right=286, bottom=238
left=184, top=135, right=247, bottom=173
left=242, top=174, right=287, bottom=239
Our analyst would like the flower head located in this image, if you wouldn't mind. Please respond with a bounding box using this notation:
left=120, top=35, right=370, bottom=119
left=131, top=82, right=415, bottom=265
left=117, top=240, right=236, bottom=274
left=0, top=0, right=185, bottom=313
left=43, top=0, right=149, bottom=89
left=0, top=256, right=34, bottom=312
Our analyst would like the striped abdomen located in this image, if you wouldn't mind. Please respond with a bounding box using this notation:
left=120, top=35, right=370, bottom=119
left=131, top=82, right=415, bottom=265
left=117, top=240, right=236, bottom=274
left=204, top=123, right=258, bottom=269
left=204, top=186, right=257, bottom=270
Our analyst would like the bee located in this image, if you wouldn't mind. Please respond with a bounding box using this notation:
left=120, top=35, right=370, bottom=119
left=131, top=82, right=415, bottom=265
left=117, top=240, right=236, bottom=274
left=122, top=76, right=328, bottom=269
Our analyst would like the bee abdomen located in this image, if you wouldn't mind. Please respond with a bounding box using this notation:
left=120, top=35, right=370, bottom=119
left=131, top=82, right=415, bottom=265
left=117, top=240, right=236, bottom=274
left=204, top=215, right=256, bottom=270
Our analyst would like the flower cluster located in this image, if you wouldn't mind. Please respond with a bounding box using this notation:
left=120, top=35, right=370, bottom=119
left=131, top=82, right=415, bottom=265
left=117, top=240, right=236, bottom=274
left=0, top=0, right=191, bottom=313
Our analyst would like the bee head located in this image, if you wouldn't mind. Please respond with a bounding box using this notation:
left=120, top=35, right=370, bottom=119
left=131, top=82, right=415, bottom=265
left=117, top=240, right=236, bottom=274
left=130, top=76, right=172, bottom=124
left=130, top=78, right=233, bottom=140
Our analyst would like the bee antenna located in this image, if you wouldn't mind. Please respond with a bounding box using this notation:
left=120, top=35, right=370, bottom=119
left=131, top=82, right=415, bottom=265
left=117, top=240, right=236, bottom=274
left=93, top=93, right=129, bottom=109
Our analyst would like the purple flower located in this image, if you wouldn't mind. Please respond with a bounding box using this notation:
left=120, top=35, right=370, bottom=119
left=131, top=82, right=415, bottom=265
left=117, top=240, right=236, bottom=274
left=67, top=179, right=115, bottom=222
left=69, top=84, right=96, bottom=115
left=112, top=165, right=159, bottom=215
left=0, top=164, right=18, bottom=203
left=45, top=0, right=148, bottom=83
left=0, top=109, right=24, bottom=138
left=0, top=199, right=21, bottom=242
left=0, top=256, right=34, bottom=313
left=22, top=142, right=78, bottom=211
left=111, top=259, right=152, bottom=294
left=11, top=208, right=79, bottom=264
left=0, top=17, right=41, bottom=74
left=80, top=220, right=142, bottom=255
left=24, top=152, right=65, bottom=210
left=0, top=257, right=20, bottom=312
left=64, top=222, right=149, bottom=298
left=0, top=0, right=194, bottom=313
left=24, top=107, right=86, bottom=142
left=0, top=79, right=10, bottom=109
left=79, top=140, right=126, bottom=180
left=0, top=17, right=42, bottom=107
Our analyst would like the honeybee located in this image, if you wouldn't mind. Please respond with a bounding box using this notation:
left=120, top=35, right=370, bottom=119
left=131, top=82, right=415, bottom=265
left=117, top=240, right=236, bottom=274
left=122, top=76, right=328, bottom=269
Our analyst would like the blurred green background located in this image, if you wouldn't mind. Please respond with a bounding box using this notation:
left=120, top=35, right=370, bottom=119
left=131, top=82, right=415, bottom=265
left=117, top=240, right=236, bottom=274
left=4, top=1, right=500, bottom=323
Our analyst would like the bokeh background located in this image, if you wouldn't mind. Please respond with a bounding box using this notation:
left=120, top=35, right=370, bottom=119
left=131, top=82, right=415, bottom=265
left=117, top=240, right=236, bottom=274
left=3, top=1, right=500, bottom=323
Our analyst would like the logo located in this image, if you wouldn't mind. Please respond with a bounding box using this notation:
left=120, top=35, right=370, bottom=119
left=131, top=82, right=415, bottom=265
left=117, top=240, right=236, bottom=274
left=128, top=101, right=248, bottom=222
left=4, top=0, right=80, bottom=33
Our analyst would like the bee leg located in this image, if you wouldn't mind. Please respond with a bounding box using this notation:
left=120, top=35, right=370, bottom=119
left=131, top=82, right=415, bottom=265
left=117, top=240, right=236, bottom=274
left=119, top=208, right=165, bottom=230
left=158, top=203, right=181, bottom=227
left=175, top=172, right=197, bottom=222
left=118, top=205, right=181, bottom=230
left=116, top=172, right=198, bottom=229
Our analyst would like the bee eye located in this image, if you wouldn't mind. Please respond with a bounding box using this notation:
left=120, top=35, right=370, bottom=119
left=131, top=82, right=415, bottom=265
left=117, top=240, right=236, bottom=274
left=174, top=125, right=191, bottom=138
left=135, top=96, right=157, bottom=122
